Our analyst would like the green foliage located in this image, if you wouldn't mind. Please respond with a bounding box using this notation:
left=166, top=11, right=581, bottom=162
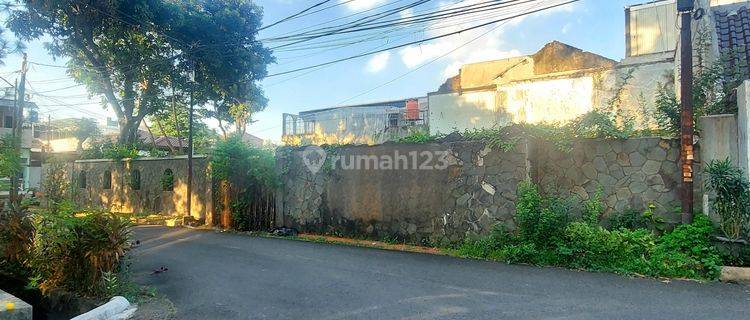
left=704, top=158, right=750, bottom=240
left=649, top=215, right=722, bottom=279
left=42, top=158, right=70, bottom=212
left=556, top=222, right=654, bottom=272
left=149, top=105, right=215, bottom=153
left=8, top=0, right=273, bottom=144
left=462, top=127, right=520, bottom=151
left=211, top=136, right=278, bottom=189
left=569, top=110, right=632, bottom=140
left=515, top=180, right=570, bottom=249
left=456, top=181, right=723, bottom=280
left=653, top=36, right=744, bottom=135
left=608, top=205, right=667, bottom=233
left=58, top=118, right=102, bottom=151
left=27, top=210, right=132, bottom=297
left=654, top=84, right=680, bottom=135
left=0, top=134, right=21, bottom=179
left=582, top=187, right=604, bottom=225
left=81, top=142, right=140, bottom=161
left=397, top=130, right=441, bottom=143
left=161, top=169, right=174, bottom=191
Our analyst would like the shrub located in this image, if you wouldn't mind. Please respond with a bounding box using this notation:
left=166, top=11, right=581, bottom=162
left=81, top=142, right=140, bottom=160
left=28, top=210, right=132, bottom=297
left=608, top=204, right=667, bottom=233
left=557, top=222, right=654, bottom=273
left=515, top=180, right=570, bottom=249
left=582, top=187, right=604, bottom=225
left=648, top=214, right=722, bottom=279
left=397, top=130, right=440, bottom=143
left=704, top=158, right=750, bottom=240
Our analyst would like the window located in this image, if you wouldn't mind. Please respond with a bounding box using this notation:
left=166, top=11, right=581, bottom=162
left=130, top=169, right=141, bottom=190
left=388, top=113, right=400, bottom=127
left=161, top=169, right=174, bottom=191
left=4, top=115, right=12, bottom=128
left=78, top=171, right=87, bottom=189
left=103, top=170, right=112, bottom=190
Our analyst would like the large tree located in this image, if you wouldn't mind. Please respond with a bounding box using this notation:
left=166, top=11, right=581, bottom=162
left=8, top=0, right=273, bottom=144
left=53, top=117, right=101, bottom=151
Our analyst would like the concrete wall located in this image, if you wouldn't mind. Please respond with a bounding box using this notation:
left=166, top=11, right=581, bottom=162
left=700, top=114, right=739, bottom=165
left=44, top=156, right=212, bottom=219
left=737, top=80, right=750, bottom=181
left=277, top=137, right=690, bottom=242
left=428, top=90, right=500, bottom=135
left=428, top=55, right=674, bottom=135
left=500, top=76, right=595, bottom=124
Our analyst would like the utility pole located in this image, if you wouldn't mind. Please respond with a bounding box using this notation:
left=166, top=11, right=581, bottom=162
left=46, top=114, right=51, bottom=155
left=678, top=0, right=694, bottom=224
left=186, top=63, right=195, bottom=218
left=9, top=53, right=27, bottom=206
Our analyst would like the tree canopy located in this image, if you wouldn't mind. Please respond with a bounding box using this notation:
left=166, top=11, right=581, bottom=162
left=7, top=0, right=273, bottom=144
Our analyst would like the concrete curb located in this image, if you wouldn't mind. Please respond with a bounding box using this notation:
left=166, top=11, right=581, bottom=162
left=71, top=296, right=137, bottom=320
left=0, top=289, right=32, bottom=320
left=720, top=266, right=750, bottom=284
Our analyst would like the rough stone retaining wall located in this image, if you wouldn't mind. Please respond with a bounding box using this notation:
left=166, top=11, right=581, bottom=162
left=277, top=137, right=696, bottom=242
left=533, top=138, right=697, bottom=225
left=277, top=142, right=529, bottom=244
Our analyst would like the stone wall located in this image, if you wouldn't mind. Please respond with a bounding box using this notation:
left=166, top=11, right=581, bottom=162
left=277, top=141, right=530, bottom=244
left=533, top=138, right=698, bottom=225
left=278, top=137, right=696, bottom=241
left=44, top=156, right=213, bottom=220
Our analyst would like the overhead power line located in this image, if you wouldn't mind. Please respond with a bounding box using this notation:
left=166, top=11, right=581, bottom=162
left=264, top=0, right=579, bottom=78
left=259, top=0, right=334, bottom=31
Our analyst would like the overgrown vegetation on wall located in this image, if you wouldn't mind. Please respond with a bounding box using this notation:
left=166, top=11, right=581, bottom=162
left=654, top=30, right=745, bottom=135
left=80, top=141, right=171, bottom=160
left=211, top=136, right=278, bottom=230
left=454, top=180, right=722, bottom=280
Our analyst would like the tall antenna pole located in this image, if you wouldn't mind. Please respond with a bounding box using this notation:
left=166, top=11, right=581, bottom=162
left=678, top=0, right=695, bottom=224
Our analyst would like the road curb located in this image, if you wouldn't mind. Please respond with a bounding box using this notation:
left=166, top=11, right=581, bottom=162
left=720, top=266, right=750, bottom=284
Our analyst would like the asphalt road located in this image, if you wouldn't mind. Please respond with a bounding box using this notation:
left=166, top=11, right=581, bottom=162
left=130, top=226, right=750, bottom=320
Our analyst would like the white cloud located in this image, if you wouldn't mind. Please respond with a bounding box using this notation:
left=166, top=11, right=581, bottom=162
left=561, top=23, right=571, bottom=34
left=396, top=0, right=576, bottom=78
left=366, top=51, right=391, bottom=73
left=342, top=0, right=387, bottom=11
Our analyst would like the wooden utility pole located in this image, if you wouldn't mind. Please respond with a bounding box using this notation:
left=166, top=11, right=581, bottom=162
left=678, top=0, right=694, bottom=224
left=9, top=54, right=27, bottom=205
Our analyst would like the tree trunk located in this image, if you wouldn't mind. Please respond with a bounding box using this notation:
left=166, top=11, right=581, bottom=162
left=118, top=120, right=140, bottom=145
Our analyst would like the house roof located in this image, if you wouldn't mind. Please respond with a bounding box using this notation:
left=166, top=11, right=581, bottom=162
left=714, top=6, right=750, bottom=79
left=298, top=97, right=424, bottom=116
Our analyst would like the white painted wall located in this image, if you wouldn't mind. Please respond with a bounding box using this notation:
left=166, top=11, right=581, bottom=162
left=499, top=76, right=595, bottom=124
left=428, top=90, right=499, bottom=135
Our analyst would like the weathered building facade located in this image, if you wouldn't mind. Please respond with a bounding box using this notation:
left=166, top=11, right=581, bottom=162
left=282, top=97, right=428, bottom=145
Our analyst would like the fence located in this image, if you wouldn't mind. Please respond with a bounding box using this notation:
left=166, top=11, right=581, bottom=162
left=276, top=137, right=699, bottom=243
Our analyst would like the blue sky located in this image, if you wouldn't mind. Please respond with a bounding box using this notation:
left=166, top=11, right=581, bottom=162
left=0, top=0, right=654, bottom=142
